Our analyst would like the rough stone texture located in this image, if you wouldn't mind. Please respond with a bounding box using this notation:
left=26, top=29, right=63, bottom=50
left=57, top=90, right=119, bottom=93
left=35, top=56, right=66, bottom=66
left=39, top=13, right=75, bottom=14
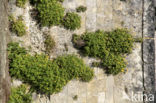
left=143, top=0, right=155, bottom=103
left=7, top=0, right=155, bottom=103
left=143, top=39, right=155, bottom=63
left=0, top=0, right=11, bottom=103
left=9, top=0, right=45, bottom=54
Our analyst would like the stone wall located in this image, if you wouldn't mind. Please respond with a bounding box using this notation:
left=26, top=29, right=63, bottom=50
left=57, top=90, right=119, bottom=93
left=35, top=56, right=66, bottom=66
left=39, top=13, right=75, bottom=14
left=143, top=1, right=155, bottom=103
left=8, top=0, right=155, bottom=103
left=0, top=0, right=11, bottom=103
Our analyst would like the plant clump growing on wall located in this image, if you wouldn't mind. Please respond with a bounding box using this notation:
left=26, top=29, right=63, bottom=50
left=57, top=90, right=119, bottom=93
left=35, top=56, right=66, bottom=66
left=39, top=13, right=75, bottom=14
left=76, top=6, right=87, bottom=12
left=16, top=0, right=27, bottom=8
left=44, top=34, right=55, bottom=54
left=105, top=29, right=134, bottom=54
left=8, top=42, right=94, bottom=95
left=36, top=1, right=65, bottom=27
left=53, top=55, right=94, bottom=82
left=30, top=0, right=82, bottom=30
left=101, top=53, right=126, bottom=75
left=62, top=12, right=81, bottom=30
left=9, top=16, right=27, bottom=37
left=76, top=31, right=108, bottom=58
left=58, top=0, right=64, bottom=2
left=72, top=29, right=134, bottom=75
left=8, top=84, right=32, bottom=103
left=30, top=0, right=63, bottom=4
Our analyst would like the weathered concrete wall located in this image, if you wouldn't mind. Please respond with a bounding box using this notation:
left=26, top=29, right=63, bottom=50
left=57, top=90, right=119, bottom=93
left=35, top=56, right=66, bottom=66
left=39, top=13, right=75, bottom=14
left=0, top=0, right=11, bottom=103
left=8, top=0, right=155, bottom=103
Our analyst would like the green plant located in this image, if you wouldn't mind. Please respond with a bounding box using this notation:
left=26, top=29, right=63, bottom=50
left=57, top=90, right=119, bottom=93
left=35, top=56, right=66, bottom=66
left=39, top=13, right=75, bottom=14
left=16, top=0, right=27, bottom=8
left=73, top=95, right=78, bottom=100
left=62, top=12, right=81, bottom=30
left=53, top=55, right=94, bottom=82
left=8, top=43, right=94, bottom=95
left=101, top=53, right=126, bottom=75
left=30, top=0, right=63, bottom=4
left=8, top=15, right=15, bottom=22
left=81, top=31, right=109, bottom=58
left=36, top=1, right=64, bottom=26
left=92, top=62, right=101, bottom=67
left=30, top=0, right=83, bottom=30
left=8, top=84, right=32, bottom=103
left=106, top=29, right=134, bottom=54
left=72, top=29, right=134, bottom=75
left=72, top=34, right=80, bottom=44
left=10, top=16, right=27, bottom=36
left=134, top=37, right=143, bottom=42
left=44, top=35, right=55, bottom=54
left=76, top=6, right=87, bottom=12
left=7, top=42, right=27, bottom=60
left=58, top=0, right=64, bottom=2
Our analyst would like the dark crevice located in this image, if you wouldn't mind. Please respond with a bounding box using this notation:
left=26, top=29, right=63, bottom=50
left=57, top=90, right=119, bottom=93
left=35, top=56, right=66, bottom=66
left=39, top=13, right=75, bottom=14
left=141, top=0, right=146, bottom=103
left=142, top=0, right=145, bottom=102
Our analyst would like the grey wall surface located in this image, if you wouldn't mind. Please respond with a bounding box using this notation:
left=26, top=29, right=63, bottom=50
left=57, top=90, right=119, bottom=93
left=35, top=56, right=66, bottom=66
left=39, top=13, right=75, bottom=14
left=0, top=0, right=10, bottom=103
left=143, top=1, right=155, bottom=103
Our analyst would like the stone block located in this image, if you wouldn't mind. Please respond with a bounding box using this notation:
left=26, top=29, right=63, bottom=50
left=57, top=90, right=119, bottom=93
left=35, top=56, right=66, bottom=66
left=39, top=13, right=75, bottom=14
left=143, top=39, right=155, bottom=63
